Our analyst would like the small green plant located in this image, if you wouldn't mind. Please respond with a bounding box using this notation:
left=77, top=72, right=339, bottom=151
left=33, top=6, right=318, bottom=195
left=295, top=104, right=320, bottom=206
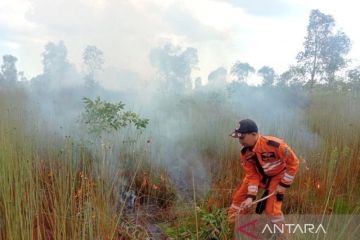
left=81, top=96, right=149, bottom=135
left=161, top=206, right=231, bottom=240
left=197, top=207, right=231, bottom=240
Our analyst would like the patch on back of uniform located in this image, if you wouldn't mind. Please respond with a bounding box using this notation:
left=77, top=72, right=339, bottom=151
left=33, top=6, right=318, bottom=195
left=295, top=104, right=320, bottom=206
left=267, top=140, right=280, bottom=148
left=283, top=149, right=289, bottom=156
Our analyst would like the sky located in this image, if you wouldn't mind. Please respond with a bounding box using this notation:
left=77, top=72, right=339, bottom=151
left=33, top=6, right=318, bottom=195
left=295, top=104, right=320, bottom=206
left=1, top=0, right=360, bottom=86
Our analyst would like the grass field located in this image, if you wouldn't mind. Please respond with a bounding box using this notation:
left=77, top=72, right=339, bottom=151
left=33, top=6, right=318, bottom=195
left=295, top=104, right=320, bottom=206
left=1, top=87, right=360, bottom=239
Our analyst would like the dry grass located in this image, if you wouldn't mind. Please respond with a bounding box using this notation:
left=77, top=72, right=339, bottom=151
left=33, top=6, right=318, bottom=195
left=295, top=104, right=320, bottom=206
left=1, top=87, right=360, bottom=239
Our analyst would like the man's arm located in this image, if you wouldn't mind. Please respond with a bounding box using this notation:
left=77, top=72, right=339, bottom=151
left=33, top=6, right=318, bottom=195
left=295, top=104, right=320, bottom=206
left=232, top=154, right=261, bottom=204
left=243, top=156, right=261, bottom=199
left=228, top=154, right=261, bottom=223
left=277, top=143, right=300, bottom=188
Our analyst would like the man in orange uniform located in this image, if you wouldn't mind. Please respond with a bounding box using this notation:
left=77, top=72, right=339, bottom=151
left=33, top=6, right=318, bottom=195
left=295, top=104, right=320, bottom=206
left=228, top=119, right=300, bottom=227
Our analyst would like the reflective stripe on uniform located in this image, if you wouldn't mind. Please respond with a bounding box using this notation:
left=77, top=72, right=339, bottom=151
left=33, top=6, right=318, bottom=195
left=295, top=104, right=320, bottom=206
left=282, top=173, right=295, bottom=182
left=284, top=173, right=294, bottom=179
left=264, top=160, right=283, bottom=172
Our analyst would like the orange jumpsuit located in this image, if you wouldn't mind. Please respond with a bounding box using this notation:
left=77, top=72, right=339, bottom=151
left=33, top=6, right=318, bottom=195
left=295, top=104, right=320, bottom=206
left=228, top=135, right=300, bottom=224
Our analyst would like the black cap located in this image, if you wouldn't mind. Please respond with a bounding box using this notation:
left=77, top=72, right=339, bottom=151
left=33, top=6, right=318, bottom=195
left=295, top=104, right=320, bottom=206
left=235, top=119, right=258, bottom=134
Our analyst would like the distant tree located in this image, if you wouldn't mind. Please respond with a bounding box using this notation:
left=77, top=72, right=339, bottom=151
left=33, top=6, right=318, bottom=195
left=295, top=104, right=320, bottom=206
left=258, top=66, right=275, bottom=87
left=83, top=45, right=104, bottom=88
left=231, top=61, right=255, bottom=82
left=296, top=9, right=351, bottom=88
left=347, top=66, right=360, bottom=91
left=0, top=55, right=18, bottom=87
left=42, top=41, right=71, bottom=76
left=322, top=31, right=351, bottom=85
left=31, top=41, right=79, bottom=90
left=150, top=43, right=198, bottom=92
left=277, top=66, right=305, bottom=87
left=208, top=67, right=227, bottom=88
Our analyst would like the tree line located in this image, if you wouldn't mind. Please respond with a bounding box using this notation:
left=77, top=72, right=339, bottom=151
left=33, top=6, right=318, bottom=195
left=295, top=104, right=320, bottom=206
left=1, top=9, right=360, bottom=92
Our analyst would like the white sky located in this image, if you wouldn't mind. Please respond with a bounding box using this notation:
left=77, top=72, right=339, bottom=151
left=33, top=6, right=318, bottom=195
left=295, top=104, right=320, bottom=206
left=1, top=0, right=360, bottom=85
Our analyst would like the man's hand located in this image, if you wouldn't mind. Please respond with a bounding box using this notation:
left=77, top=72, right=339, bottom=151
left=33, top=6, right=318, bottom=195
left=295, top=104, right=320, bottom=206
left=275, top=185, right=286, bottom=194
left=240, top=197, right=253, bottom=209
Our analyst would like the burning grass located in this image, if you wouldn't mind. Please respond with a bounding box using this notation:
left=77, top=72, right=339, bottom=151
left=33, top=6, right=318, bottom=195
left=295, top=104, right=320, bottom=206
left=1, top=88, right=360, bottom=239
